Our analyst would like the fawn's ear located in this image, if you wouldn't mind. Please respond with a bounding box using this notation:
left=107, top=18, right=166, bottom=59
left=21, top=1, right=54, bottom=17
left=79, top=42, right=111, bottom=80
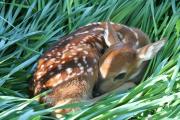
left=104, top=22, right=119, bottom=47
left=137, top=39, right=166, bottom=61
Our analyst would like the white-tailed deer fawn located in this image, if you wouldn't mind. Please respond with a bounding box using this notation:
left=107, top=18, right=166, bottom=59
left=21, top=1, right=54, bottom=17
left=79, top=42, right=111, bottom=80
left=31, top=22, right=165, bottom=116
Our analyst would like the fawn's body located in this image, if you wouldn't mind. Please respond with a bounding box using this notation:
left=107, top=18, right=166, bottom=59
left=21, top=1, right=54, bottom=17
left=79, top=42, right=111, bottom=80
left=31, top=22, right=165, bottom=115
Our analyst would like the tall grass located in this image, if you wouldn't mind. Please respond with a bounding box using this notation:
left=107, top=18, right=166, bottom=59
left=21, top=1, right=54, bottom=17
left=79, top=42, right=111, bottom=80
left=0, top=0, right=179, bottom=120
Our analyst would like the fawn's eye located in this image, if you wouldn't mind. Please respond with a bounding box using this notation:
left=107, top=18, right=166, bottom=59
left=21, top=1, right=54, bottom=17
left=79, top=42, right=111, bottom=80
left=114, top=73, right=126, bottom=81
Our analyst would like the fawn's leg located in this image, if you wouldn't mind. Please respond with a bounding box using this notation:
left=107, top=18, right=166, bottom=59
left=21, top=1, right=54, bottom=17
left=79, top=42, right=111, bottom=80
left=41, top=78, right=93, bottom=117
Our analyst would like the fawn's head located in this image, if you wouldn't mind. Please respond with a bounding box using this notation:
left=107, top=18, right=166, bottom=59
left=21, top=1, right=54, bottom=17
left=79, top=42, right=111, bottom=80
left=97, top=25, right=166, bottom=94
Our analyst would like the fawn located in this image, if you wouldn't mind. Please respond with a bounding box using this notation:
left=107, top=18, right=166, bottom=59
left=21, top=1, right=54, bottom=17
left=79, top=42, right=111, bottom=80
left=31, top=22, right=165, bottom=116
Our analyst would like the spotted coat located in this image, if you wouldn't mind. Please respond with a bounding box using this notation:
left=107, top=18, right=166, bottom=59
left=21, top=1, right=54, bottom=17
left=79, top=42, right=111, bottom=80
left=31, top=22, right=149, bottom=114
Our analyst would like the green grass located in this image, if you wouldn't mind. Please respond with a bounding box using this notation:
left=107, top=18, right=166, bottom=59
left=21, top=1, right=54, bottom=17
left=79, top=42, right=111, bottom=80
left=0, top=0, right=179, bottom=120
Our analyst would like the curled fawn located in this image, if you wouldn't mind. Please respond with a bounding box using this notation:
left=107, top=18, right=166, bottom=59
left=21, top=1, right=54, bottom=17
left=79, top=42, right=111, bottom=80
left=31, top=22, right=165, bottom=116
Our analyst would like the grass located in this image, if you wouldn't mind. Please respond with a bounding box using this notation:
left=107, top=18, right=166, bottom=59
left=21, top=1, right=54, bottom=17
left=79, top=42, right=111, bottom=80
left=0, top=0, right=179, bottom=119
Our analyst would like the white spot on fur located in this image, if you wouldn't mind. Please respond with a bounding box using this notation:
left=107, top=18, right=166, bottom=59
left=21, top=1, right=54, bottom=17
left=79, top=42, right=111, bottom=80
left=79, top=66, right=84, bottom=70
left=85, top=23, right=92, bottom=26
left=52, top=50, right=55, bottom=53
left=83, top=39, right=87, bottom=42
left=47, top=53, right=52, bottom=57
left=40, top=65, right=45, bottom=69
left=92, top=27, right=104, bottom=31
left=36, top=72, right=43, bottom=76
left=83, top=51, right=88, bottom=55
left=77, top=72, right=82, bottom=76
left=61, top=61, right=66, bottom=64
left=92, top=23, right=99, bottom=25
left=58, top=64, right=62, bottom=70
left=49, top=65, right=53, bottom=69
left=71, top=73, right=76, bottom=77
left=83, top=56, right=87, bottom=64
left=64, top=75, right=70, bottom=81
left=69, top=55, right=73, bottom=58
left=44, top=58, right=48, bottom=61
left=66, top=43, right=71, bottom=48
left=36, top=75, right=42, bottom=79
left=97, top=36, right=102, bottom=41
left=78, top=63, right=82, bottom=67
left=87, top=67, right=94, bottom=75
left=87, top=67, right=93, bottom=72
left=75, top=31, right=89, bottom=36
left=80, top=66, right=84, bottom=71
left=50, top=58, right=56, bottom=62
left=77, top=48, right=83, bottom=51
left=66, top=68, right=73, bottom=74
left=85, top=22, right=101, bottom=27
left=73, top=57, right=78, bottom=63
left=57, top=52, right=61, bottom=56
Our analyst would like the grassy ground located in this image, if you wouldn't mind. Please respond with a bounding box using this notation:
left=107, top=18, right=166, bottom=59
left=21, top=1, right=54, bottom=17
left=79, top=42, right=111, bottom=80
left=0, top=0, right=179, bottom=120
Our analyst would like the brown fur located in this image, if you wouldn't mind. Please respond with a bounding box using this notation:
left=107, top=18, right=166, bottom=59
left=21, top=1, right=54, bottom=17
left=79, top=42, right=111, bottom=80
left=31, top=22, right=165, bottom=116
